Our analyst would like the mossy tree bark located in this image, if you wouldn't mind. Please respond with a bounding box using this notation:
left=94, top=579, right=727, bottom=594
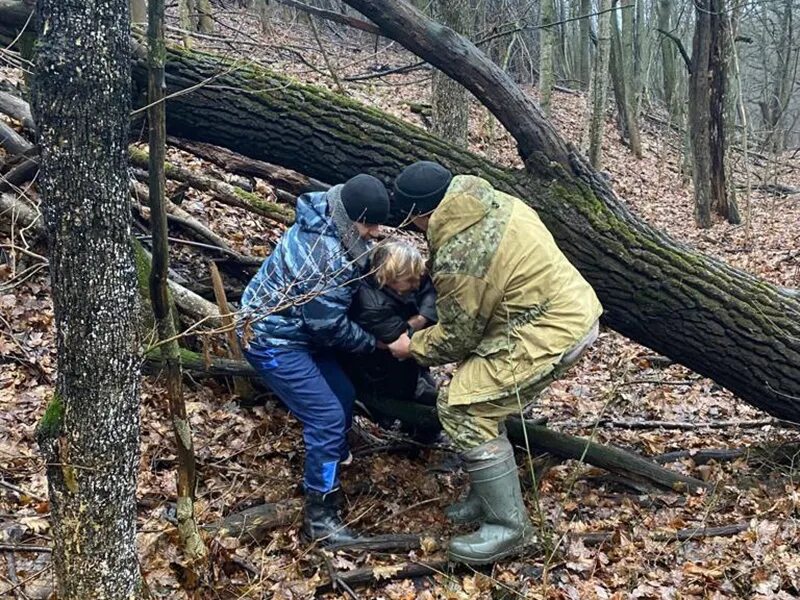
left=30, top=0, right=141, bottom=597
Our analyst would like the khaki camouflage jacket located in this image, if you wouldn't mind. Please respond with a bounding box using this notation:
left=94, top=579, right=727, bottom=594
left=409, top=175, right=603, bottom=405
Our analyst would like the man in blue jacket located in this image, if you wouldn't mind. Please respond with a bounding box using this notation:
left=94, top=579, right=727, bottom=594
left=238, top=174, right=389, bottom=545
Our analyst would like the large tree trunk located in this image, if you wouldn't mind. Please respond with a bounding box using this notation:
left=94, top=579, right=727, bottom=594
left=4, top=0, right=800, bottom=420
left=30, top=0, right=141, bottom=597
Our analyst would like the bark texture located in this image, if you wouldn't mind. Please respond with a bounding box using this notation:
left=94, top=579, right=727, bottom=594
left=30, top=0, right=141, bottom=597
left=431, top=0, right=470, bottom=147
left=125, top=39, right=800, bottom=422
left=688, top=0, right=740, bottom=227
left=587, top=0, right=612, bottom=167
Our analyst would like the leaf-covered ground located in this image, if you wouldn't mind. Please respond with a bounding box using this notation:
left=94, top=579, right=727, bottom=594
left=2, top=6, right=800, bottom=599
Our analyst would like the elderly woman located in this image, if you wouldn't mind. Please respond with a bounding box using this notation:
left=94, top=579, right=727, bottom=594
left=238, top=174, right=389, bottom=546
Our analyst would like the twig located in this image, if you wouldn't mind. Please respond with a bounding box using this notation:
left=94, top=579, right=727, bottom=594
left=0, top=544, right=51, bottom=553
left=317, top=559, right=451, bottom=591
left=578, top=522, right=750, bottom=545
left=573, top=418, right=779, bottom=430
left=0, top=479, right=46, bottom=502
left=0, top=565, right=51, bottom=597
left=653, top=448, right=746, bottom=464
left=307, top=14, right=347, bottom=95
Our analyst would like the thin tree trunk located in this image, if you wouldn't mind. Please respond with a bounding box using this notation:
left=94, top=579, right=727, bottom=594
left=656, top=0, right=678, bottom=118
left=431, top=0, right=470, bottom=146
left=539, top=0, right=555, bottom=114
left=620, top=0, right=642, bottom=157
left=578, top=0, right=592, bottom=90
left=178, top=0, right=194, bottom=46
left=31, top=0, right=141, bottom=597
left=587, top=0, right=612, bottom=167
left=147, top=0, right=207, bottom=563
left=688, top=0, right=713, bottom=228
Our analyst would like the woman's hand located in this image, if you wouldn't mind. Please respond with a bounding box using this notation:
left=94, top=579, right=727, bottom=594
left=388, top=332, right=412, bottom=360
left=376, top=340, right=389, bottom=350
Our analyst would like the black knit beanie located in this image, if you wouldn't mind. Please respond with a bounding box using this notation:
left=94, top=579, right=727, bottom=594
left=340, top=174, right=390, bottom=224
left=393, top=161, right=453, bottom=216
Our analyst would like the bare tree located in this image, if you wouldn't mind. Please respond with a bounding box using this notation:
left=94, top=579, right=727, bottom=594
left=31, top=0, right=141, bottom=596
left=432, top=0, right=471, bottom=146
left=688, top=0, right=740, bottom=227
left=539, top=0, right=556, bottom=113
left=587, top=0, right=612, bottom=166
left=147, top=0, right=207, bottom=562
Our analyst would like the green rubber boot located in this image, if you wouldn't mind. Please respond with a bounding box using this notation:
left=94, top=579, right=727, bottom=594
left=444, top=485, right=483, bottom=524
left=447, top=435, right=535, bottom=565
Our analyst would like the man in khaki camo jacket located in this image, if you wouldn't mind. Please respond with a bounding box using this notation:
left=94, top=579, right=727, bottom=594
left=388, top=161, right=602, bottom=565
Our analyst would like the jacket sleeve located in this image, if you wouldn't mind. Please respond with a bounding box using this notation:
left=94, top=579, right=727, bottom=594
left=300, top=264, right=376, bottom=354
left=409, top=273, right=502, bottom=367
left=415, top=276, right=438, bottom=324
left=353, top=285, right=409, bottom=344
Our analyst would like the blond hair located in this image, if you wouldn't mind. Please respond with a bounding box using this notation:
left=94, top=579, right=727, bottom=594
left=371, top=241, right=426, bottom=289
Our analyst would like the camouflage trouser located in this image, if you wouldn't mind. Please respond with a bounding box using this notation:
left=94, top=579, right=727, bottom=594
left=438, top=321, right=599, bottom=450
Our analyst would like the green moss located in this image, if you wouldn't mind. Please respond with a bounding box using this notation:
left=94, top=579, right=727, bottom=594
left=37, top=394, right=64, bottom=439
left=232, top=187, right=294, bottom=222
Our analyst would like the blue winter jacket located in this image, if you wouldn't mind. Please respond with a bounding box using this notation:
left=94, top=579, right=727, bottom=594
left=239, top=191, right=376, bottom=353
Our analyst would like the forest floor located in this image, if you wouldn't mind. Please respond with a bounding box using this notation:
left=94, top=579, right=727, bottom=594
left=2, top=6, right=800, bottom=599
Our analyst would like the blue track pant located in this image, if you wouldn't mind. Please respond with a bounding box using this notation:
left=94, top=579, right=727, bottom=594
left=244, top=344, right=355, bottom=493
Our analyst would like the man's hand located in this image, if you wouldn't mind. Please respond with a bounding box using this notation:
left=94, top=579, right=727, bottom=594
left=388, top=332, right=412, bottom=360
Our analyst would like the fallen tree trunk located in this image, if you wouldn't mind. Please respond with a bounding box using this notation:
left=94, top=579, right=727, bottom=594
left=129, top=146, right=295, bottom=224
left=124, top=44, right=800, bottom=422
left=3, top=1, right=800, bottom=420
left=169, top=352, right=707, bottom=493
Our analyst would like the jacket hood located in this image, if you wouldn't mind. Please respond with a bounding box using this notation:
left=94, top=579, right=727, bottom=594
left=426, top=175, right=492, bottom=252
left=295, top=191, right=335, bottom=236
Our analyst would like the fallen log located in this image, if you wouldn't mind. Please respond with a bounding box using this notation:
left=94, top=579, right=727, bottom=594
left=208, top=499, right=302, bottom=541
left=578, top=522, right=749, bottom=545
left=131, top=179, right=263, bottom=268
left=170, top=352, right=707, bottom=493
left=129, top=146, right=295, bottom=224
left=130, top=43, right=800, bottom=422
left=0, top=191, right=44, bottom=240
left=167, top=137, right=329, bottom=197
left=0, top=121, right=32, bottom=155
left=317, top=559, right=451, bottom=591
left=0, top=90, right=35, bottom=132
left=0, top=154, right=38, bottom=193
